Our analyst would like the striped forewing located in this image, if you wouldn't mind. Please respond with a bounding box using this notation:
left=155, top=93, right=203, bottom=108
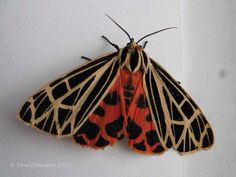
left=17, top=52, right=119, bottom=137
left=144, top=59, right=214, bottom=154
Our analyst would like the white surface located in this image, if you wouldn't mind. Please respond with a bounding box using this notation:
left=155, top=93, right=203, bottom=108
left=0, top=1, right=182, bottom=177
left=181, top=1, right=236, bottom=177
left=1, top=0, right=235, bottom=177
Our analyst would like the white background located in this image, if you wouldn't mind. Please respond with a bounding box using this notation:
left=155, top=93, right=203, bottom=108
left=0, top=0, right=235, bottom=177
left=181, top=1, right=236, bottom=177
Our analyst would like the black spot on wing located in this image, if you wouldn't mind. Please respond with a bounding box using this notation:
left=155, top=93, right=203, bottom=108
left=43, top=111, right=54, bottom=132
left=191, top=118, right=201, bottom=141
left=171, top=124, right=184, bottom=144
left=51, top=122, right=58, bottom=135
left=95, top=135, right=110, bottom=147
left=145, top=114, right=152, bottom=122
left=198, top=115, right=205, bottom=132
left=49, top=77, right=64, bottom=87
left=34, top=92, right=47, bottom=107
left=172, top=103, right=183, bottom=121
left=208, top=128, right=214, bottom=146
left=190, top=139, right=196, bottom=151
left=20, top=102, right=30, bottom=117
left=202, top=128, right=214, bottom=148
left=177, top=141, right=184, bottom=152
left=126, top=117, right=142, bottom=140
left=52, top=82, right=68, bottom=100
left=146, top=130, right=159, bottom=147
left=184, top=130, right=190, bottom=151
left=133, top=140, right=146, bottom=151
left=58, top=108, right=72, bottom=127
left=152, top=145, right=165, bottom=153
left=166, top=136, right=172, bottom=148
left=188, top=96, right=198, bottom=109
left=32, top=118, right=57, bottom=137
left=74, top=136, right=87, bottom=145
left=93, top=106, right=105, bottom=117
left=124, top=91, right=133, bottom=98
left=181, top=101, right=194, bottom=119
left=201, top=114, right=209, bottom=125
left=35, top=118, right=46, bottom=129
left=62, top=123, right=71, bottom=135
left=35, top=96, right=52, bottom=119
left=77, top=120, right=100, bottom=140
left=62, top=88, right=80, bottom=106
left=105, top=116, right=123, bottom=138
left=104, top=91, right=119, bottom=105
left=33, top=90, right=45, bottom=99
left=136, top=94, right=148, bottom=108
left=20, top=102, right=32, bottom=123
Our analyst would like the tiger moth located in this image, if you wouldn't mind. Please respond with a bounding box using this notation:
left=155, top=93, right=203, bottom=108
left=17, top=15, right=214, bottom=155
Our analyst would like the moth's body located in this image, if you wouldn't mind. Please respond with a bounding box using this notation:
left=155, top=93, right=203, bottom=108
left=17, top=16, right=214, bottom=155
left=119, top=41, right=148, bottom=73
left=17, top=41, right=214, bottom=154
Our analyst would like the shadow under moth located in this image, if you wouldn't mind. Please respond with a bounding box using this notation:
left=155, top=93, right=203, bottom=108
left=17, top=15, right=214, bottom=155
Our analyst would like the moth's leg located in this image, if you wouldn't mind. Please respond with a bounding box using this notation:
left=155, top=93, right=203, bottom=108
left=102, top=35, right=119, bottom=51
left=143, top=41, right=148, bottom=49
left=81, top=56, right=92, bottom=61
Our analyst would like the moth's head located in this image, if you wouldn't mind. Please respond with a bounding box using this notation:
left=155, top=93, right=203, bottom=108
left=126, top=38, right=143, bottom=51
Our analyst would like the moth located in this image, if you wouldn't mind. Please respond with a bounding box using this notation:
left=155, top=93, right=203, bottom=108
left=17, top=15, right=214, bottom=155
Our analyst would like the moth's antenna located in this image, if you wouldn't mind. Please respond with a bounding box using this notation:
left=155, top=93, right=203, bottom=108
left=105, top=14, right=132, bottom=42
left=137, top=27, right=177, bottom=43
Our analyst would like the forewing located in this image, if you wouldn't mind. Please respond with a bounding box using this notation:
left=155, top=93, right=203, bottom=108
left=17, top=52, right=120, bottom=138
left=144, top=59, right=214, bottom=154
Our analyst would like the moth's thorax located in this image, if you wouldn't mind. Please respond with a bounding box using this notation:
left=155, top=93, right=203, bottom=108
left=119, top=42, right=149, bottom=73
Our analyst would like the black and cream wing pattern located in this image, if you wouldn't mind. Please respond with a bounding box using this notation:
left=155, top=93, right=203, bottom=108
left=16, top=12, right=214, bottom=155
left=143, top=58, right=214, bottom=154
left=17, top=44, right=214, bottom=155
left=17, top=52, right=120, bottom=137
